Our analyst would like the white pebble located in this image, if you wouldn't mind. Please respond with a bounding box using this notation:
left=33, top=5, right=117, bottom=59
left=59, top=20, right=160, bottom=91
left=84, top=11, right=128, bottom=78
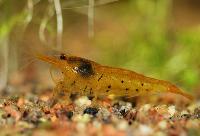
left=158, top=121, right=167, bottom=129
left=119, top=102, right=132, bottom=113
left=76, top=122, right=86, bottom=133
left=97, top=107, right=110, bottom=118
left=139, top=104, right=151, bottom=113
left=93, top=120, right=102, bottom=129
left=142, top=104, right=151, bottom=112
left=126, top=102, right=132, bottom=109
left=139, top=124, right=153, bottom=135
left=181, top=110, right=189, bottom=116
left=74, top=96, right=91, bottom=107
left=73, top=114, right=91, bottom=123
left=117, top=120, right=128, bottom=131
left=168, top=106, right=176, bottom=117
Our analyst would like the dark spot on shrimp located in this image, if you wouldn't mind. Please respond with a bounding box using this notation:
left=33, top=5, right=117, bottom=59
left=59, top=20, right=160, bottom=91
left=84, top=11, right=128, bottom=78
left=58, top=90, right=65, bottom=97
left=106, top=90, right=110, bottom=92
left=98, top=74, right=103, bottom=81
left=121, top=80, right=124, bottom=83
left=75, top=61, right=94, bottom=77
left=136, top=89, right=139, bottom=92
left=141, top=83, right=144, bottom=86
left=67, top=56, right=88, bottom=63
left=126, top=88, right=129, bottom=91
left=89, top=88, right=93, bottom=95
left=71, top=81, right=76, bottom=86
left=146, top=89, right=149, bottom=91
left=70, top=93, right=78, bottom=101
left=60, top=53, right=67, bottom=60
left=108, top=85, right=111, bottom=89
left=83, top=85, right=87, bottom=92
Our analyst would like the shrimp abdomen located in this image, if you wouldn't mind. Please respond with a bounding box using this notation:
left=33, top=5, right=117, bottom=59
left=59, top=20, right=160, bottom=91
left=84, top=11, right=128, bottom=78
left=96, top=66, right=193, bottom=100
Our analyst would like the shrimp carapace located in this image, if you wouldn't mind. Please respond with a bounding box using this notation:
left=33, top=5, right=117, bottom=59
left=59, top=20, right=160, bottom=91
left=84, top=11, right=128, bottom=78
left=36, top=53, right=193, bottom=101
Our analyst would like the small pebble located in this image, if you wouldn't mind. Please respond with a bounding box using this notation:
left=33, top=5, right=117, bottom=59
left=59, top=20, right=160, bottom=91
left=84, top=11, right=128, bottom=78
left=66, top=111, right=73, bottom=119
left=193, top=107, right=200, bottom=119
left=17, top=121, right=34, bottom=129
left=97, top=108, right=110, bottom=120
left=75, top=96, right=91, bottom=107
left=140, top=104, right=151, bottom=113
left=84, top=107, right=98, bottom=116
left=73, top=114, right=91, bottom=123
left=154, top=131, right=167, bottom=136
left=120, top=109, right=126, bottom=116
left=168, top=106, right=176, bottom=117
left=93, top=120, right=102, bottom=129
left=138, top=124, right=153, bottom=135
left=158, top=120, right=167, bottom=129
left=56, top=109, right=73, bottom=119
left=2, top=113, right=11, bottom=119
left=124, top=109, right=137, bottom=121
left=116, top=120, right=128, bottom=130
left=76, top=122, right=86, bottom=133
left=180, top=110, right=189, bottom=115
left=180, top=110, right=191, bottom=119
left=181, top=114, right=191, bottom=119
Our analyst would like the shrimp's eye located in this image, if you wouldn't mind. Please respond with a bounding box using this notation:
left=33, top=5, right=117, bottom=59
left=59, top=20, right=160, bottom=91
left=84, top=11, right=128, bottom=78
left=74, top=61, right=94, bottom=77
left=60, top=54, right=66, bottom=60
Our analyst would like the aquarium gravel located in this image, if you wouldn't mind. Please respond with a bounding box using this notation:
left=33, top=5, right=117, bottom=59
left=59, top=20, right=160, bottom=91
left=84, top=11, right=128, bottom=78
left=0, top=72, right=199, bottom=136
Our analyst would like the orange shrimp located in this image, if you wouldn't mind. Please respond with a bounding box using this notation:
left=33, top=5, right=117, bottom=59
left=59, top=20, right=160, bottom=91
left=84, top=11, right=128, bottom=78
left=36, top=53, right=193, bottom=102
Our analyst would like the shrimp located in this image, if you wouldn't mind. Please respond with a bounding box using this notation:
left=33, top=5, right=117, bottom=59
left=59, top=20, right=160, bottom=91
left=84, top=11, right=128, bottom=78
left=36, top=53, right=193, bottom=103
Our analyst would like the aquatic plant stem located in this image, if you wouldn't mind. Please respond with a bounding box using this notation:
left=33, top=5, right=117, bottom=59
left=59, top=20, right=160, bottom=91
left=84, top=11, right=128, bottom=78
left=54, top=0, right=63, bottom=50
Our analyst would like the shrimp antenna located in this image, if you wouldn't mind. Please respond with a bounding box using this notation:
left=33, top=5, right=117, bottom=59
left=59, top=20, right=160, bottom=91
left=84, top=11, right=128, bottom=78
left=49, top=66, right=58, bottom=84
left=19, top=58, right=37, bottom=72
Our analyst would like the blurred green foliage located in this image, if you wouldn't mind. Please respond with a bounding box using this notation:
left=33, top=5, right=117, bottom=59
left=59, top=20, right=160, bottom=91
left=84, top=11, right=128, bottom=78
left=93, top=0, right=200, bottom=92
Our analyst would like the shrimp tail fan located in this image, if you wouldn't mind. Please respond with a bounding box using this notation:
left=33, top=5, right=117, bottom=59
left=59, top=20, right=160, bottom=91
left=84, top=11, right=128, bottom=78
left=168, top=84, right=194, bottom=100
